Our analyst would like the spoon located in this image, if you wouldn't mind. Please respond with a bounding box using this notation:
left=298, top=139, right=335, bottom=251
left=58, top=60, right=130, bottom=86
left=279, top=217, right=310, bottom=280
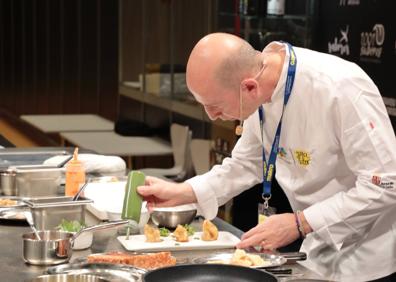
left=72, top=181, right=89, bottom=201
left=23, top=211, right=41, bottom=240
left=57, top=155, right=73, bottom=168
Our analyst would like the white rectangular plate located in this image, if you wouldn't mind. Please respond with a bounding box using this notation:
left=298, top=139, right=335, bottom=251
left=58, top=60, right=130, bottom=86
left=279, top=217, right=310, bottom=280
left=117, top=231, right=241, bottom=252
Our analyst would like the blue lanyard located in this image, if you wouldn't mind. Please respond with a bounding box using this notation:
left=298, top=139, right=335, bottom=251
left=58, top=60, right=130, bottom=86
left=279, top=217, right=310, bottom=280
left=259, top=43, right=296, bottom=205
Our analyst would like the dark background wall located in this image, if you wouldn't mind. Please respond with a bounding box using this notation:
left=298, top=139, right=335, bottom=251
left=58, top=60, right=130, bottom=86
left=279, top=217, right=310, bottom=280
left=315, top=0, right=396, bottom=128
left=0, top=0, right=118, bottom=120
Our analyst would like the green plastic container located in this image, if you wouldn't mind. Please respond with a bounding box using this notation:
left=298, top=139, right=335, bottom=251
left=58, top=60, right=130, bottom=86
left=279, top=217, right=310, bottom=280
left=121, top=170, right=145, bottom=223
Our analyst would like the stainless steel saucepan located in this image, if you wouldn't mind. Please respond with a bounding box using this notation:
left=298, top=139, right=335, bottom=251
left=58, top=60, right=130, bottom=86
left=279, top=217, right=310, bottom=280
left=23, top=220, right=128, bottom=265
left=31, top=274, right=109, bottom=282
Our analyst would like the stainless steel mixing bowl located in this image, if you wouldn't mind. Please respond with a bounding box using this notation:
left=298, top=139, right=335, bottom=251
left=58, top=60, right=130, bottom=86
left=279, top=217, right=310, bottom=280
left=151, top=207, right=197, bottom=229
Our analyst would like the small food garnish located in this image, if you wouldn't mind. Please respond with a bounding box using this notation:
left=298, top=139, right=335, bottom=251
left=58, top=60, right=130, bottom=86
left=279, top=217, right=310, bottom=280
left=159, top=227, right=170, bottom=237
left=183, top=224, right=195, bottom=236
left=57, top=219, right=86, bottom=233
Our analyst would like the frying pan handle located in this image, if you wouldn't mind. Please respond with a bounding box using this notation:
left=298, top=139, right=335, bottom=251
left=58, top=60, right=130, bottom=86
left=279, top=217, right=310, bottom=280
left=72, top=219, right=129, bottom=243
left=280, top=252, right=307, bottom=262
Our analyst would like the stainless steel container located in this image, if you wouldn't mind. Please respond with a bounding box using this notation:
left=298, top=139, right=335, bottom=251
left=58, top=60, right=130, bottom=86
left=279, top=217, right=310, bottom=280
left=25, top=196, right=93, bottom=230
left=0, top=169, right=17, bottom=196
left=13, top=165, right=62, bottom=197
left=31, top=274, right=109, bottom=282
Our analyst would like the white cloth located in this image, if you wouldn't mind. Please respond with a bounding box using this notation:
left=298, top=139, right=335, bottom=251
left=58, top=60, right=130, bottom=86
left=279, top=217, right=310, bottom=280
left=186, top=42, right=396, bottom=281
left=44, top=153, right=126, bottom=175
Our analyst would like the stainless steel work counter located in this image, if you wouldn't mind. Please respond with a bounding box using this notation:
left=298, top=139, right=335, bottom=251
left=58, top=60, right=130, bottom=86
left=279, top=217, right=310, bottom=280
left=0, top=211, right=328, bottom=282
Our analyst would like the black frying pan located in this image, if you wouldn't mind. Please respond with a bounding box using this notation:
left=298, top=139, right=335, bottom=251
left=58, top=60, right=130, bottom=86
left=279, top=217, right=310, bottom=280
left=142, top=264, right=278, bottom=282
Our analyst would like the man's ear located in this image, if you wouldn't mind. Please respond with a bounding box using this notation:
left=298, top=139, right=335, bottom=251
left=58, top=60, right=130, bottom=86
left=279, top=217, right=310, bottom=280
left=241, top=78, right=259, bottom=98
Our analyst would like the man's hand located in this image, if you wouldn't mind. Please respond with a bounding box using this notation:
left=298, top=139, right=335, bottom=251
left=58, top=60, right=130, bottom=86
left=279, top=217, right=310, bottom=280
left=236, top=213, right=300, bottom=250
left=137, top=176, right=197, bottom=211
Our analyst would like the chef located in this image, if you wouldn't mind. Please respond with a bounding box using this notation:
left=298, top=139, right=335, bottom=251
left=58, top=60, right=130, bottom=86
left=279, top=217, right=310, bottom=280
left=138, top=33, right=396, bottom=281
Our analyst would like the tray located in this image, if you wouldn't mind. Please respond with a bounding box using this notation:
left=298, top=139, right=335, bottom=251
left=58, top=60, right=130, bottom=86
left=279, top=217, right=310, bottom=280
left=117, top=231, right=241, bottom=252
left=0, top=196, right=28, bottom=221
left=46, top=262, right=145, bottom=282
left=191, top=252, right=287, bottom=268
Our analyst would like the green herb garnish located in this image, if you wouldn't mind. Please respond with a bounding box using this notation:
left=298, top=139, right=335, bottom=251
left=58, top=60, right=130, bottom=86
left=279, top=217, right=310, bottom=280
left=183, top=224, right=195, bottom=236
left=159, top=227, right=170, bottom=237
left=57, top=219, right=86, bottom=233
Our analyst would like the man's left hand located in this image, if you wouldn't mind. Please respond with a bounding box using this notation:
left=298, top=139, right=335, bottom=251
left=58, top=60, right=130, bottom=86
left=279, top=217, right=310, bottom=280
left=236, top=213, right=300, bottom=250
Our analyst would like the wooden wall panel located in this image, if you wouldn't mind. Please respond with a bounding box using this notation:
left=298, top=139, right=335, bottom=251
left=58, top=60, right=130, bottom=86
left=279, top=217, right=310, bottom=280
left=80, top=0, right=99, bottom=114
left=61, top=0, right=80, bottom=113
left=35, top=0, right=50, bottom=113
left=48, top=0, right=62, bottom=114
left=0, top=0, right=119, bottom=121
left=99, top=0, right=118, bottom=119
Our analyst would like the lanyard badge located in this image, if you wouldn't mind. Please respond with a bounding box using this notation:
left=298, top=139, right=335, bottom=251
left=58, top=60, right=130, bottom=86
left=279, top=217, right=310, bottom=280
left=258, top=43, right=296, bottom=224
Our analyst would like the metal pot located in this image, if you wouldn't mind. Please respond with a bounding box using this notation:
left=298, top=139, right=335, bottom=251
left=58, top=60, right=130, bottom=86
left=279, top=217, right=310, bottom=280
left=31, top=274, right=109, bottom=282
left=142, top=264, right=278, bottom=282
left=23, top=220, right=128, bottom=265
left=0, top=169, right=17, bottom=196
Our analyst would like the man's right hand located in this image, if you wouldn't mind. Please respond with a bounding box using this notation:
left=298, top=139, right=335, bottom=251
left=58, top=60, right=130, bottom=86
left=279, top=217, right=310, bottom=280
left=137, top=176, right=197, bottom=211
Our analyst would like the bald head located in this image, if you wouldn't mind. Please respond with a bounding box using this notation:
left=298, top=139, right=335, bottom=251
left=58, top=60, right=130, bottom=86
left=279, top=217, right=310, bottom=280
left=186, top=33, right=258, bottom=102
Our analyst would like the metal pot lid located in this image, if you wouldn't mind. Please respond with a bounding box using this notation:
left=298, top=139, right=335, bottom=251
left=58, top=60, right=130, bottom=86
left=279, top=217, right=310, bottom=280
left=46, top=262, right=146, bottom=282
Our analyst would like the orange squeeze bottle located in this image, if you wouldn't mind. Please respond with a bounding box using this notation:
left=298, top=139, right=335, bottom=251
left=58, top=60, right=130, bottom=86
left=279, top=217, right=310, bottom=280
left=65, top=148, right=86, bottom=197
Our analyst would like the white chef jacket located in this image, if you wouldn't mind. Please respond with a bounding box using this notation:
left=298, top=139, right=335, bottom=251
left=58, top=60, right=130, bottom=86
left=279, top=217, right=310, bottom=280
left=186, top=42, right=396, bottom=281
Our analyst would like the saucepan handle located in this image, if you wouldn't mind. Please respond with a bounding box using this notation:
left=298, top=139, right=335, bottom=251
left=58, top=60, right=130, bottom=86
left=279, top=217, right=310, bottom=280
left=72, top=219, right=129, bottom=243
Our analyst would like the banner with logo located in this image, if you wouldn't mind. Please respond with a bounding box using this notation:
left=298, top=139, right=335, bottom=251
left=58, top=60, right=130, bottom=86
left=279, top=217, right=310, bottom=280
left=315, top=0, right=396, bottom=129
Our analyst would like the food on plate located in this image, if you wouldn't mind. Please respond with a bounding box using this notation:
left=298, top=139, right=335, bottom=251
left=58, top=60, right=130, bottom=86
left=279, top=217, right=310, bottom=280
left=201, top=219, right=218, bottom=241
left=159, top=227, right=170, bottom=237
left=0, top=198, right=17, bottom=206
left=56, top=219, right=86, bottom=232
left=87, top=251, right=176, bottom=269
left=144, top=224, right=161, bottom=242
left=207, top=249, right=271, bottom=267
left=173, top=224, right=189, bottom=242
left=230, top=249, right=267, bottom=267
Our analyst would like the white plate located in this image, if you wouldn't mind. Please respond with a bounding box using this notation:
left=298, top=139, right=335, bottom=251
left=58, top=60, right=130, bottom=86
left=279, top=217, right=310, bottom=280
left=191, top=252, right=287, bottom=268
left=117, top=231, right=241, bottom=252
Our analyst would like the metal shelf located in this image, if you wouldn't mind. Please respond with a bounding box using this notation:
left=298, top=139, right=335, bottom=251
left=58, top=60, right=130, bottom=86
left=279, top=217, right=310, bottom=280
left=119, top=83, right=235, bottom=130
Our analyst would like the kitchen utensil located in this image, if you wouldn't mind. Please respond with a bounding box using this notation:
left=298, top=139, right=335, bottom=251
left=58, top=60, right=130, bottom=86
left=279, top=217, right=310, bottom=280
left=24, top=211, right=41, bottom=240
left=22, top=220, right=128, bottom=265
left=72, top=181, right=89, bottom=201
left=56, top=155, right=73, bottom=168
left=25, top=196, right=92, bottom=230
left=151, top=204, right=197, bottom=229
left=31, top=274, right=109, bottom=282
left=46, top=262, right=146, bottom=282
left=142, top=264, right=278, bottom=282
left=121, top=171, right=145, bottom=239
left=281, top=251, right=307, bottom=262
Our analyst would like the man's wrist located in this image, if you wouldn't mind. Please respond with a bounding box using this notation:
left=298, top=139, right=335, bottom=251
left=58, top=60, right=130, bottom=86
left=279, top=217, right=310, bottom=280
left=178, top=182, right=198, bottom=204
